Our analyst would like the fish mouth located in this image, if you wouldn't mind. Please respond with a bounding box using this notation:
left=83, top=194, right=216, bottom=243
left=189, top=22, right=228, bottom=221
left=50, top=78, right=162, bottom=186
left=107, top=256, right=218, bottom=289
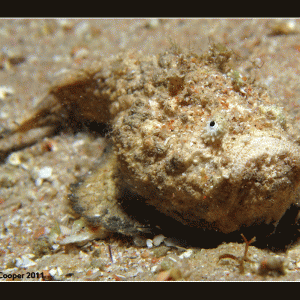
left=214, top=135, right=300, bottom=233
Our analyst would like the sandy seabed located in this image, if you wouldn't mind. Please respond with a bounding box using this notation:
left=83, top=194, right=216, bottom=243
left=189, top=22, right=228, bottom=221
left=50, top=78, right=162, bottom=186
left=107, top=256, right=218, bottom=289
left=1, top=19, right=300, bottom=281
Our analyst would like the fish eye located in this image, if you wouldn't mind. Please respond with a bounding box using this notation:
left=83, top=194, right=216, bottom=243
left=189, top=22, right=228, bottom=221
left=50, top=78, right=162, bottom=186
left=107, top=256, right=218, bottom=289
left=209, top=120, right=216, bottom=127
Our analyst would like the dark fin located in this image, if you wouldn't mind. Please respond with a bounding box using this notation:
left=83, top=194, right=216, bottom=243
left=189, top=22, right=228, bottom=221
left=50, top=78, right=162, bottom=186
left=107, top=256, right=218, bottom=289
left=68, top=147, right=151, bottom=236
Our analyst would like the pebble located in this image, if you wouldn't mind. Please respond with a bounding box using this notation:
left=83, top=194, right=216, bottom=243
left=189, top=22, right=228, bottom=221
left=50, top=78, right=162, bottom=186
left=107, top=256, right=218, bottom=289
left=52, top=244, right=60, bottom=251
left=57, top=19, right=74, bottom=31
left=74, top=21, right=91, bottom=38
left=146, top=19, right=160, bottom=29
left=133, top=236, right=147, bottom=247
left=163, top=237, right=179, bottom=247
left=152, top=246, right=170, bottom=258
left=35, top=166, right=53, bottom=186
left=72, top=139, right=85, bottom=148
left=151, top=265, right=158, bottom=273
left=7, top=151, right=25, bottom=166
left=58, top=232, right=95, bottom=245
left=15, top=254, right=36, bottom=268
left=146, top=239, right=153, bottom=248
left=0, top=85, right=14, bottom=100
left=49, top=267, right=63, bottom=278
left=72, top=47, right=90, bottom=60
left=269, top=19, right=299, bottom=35
left=179, top=249, right=193, bottom=259
left=153, top=234, right=165, bottom=246
left=7, top=152, right=21, bottom=166
left=38, top=166, right=53, bottom=179
left=58, top=227, right=107, bottom=245
left=257, top=255, right=288, bottom=275
left=32, top=236, right=52, bottom=258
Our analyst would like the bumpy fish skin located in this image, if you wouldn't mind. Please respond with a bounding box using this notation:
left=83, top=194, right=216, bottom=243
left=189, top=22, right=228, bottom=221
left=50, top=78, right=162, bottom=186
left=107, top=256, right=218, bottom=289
left=10, top=44, right=300, bottom=235
left=110, top=46, right=300, bottom=233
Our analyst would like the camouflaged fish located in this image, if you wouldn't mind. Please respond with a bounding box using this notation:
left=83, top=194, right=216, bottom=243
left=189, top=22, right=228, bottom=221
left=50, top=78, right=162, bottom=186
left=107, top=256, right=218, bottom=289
left=2, top=44, right=300, bottom=236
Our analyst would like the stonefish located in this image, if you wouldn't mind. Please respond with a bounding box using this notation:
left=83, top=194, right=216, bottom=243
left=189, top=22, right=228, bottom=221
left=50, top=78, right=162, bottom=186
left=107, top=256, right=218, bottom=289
left=3, top=44, right=300, bottom=237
